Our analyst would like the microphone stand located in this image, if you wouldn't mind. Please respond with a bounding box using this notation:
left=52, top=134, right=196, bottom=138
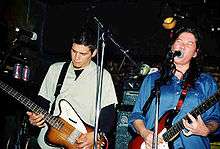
left=108, top=34, right=137, bottom=67
left=93, top=17, right=138, bottom=148
left=93, top=17, right=137, bottom=68
left=93, top=17, right=106, bottom=149
left=151, top=51, right=176, bottom=149
left=152, top=80, right=161, bottom=149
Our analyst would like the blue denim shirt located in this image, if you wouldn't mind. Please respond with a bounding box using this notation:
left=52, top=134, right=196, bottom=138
left=128, top=71, right=220, bottom=149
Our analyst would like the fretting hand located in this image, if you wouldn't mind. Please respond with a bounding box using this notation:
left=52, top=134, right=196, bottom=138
left=182, top=113, right=209, bottom=137
left=26, top=111, right=46, bottom=128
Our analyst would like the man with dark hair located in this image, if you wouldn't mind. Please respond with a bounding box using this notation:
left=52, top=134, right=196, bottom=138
left=27, top=29, right=118, bottom=149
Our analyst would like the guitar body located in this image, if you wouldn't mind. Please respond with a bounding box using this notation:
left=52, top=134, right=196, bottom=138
left=128, top=109, right=177, bottom=149
left=128, top=135, right=144, bottom=149
left=44, top=99, right=106, bottom=149
left=46, top=117, right=91, bottom=148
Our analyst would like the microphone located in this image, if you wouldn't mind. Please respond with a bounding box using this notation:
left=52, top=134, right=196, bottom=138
left=15, top=27, right=37, bottom=40
left=167, top=50, right=184, bottom=59
left=173, top=50, right=184, bottom=58
left=93, top=17, right=104, bottom=29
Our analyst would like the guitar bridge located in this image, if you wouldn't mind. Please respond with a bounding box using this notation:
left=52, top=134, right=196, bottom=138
left=67, top=129, right=81, bottom=144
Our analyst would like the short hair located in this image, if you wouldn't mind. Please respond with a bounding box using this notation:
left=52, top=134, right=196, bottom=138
left=72, top=28, right=97, bottom=52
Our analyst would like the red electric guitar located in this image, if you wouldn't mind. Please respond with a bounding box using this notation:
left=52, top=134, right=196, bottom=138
left=128, top=90, right=220, bottom=149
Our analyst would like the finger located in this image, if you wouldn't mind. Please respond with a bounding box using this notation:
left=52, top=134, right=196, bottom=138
left=182, top=119, right=192, bottom=130
left=197, top=115, right=203, bottom=122
left=182, top=129, right=192, bottom=137
left=27, top=112, right=37, bottom=120
left=26, top=111, right=32, bottom=116
left=158, top=137, right=164, bottom=144
left=77, top=140, right=91, bottom=148
left=30, top=118, right=44, bottom=127
left=76, top=138, right=82, bottom=144
left=145, top=137, right=153, bottom=149
left=145, top=141, right=152, bottom=149
left=77, top=142, right=86, bottom=148
left=77, top=134, right=86, bottom=142
left=36, top=114, right=44, bottom=119
left=32, top=115, right=44, bottom=123
left=83, top=144, right=92, bottom=149
left=36, top=119, right=46, bottom=127
left=76, top=136, right=86, bottom=146
left=29, top=113, right=43, bottom=121
left=27, top=112, right=34, bottom=121
left=187, top=113, right=196, bottom=123
left=30, top=114, right=45, bottom=126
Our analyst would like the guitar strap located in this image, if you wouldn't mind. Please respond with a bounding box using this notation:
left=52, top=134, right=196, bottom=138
left=50, top=61, right=70, bottom=115
left=142, top=80, right=191, bottom=116
left=175, top=81, right=191, bottom=112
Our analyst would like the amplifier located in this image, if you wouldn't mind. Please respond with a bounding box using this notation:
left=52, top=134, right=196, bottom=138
left=115, top=110, right=133, bottom=149
left=122, top=90, right=139, bottom=106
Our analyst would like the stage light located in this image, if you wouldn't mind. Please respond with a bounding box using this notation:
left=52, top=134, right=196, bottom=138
left=160, top=1, right=177, bottom=30
left=162, top=17, right=176, bottom=30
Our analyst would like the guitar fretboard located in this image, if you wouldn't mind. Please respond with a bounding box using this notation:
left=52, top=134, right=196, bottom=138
left=0, top=80, right=63, bottom=129
left=163, top=90, right=220, bottom=142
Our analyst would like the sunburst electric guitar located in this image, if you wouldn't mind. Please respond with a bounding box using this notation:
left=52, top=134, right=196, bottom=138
left=0, top=80, right=107, bottom=149
left=128, top=90, right=220, bottom=149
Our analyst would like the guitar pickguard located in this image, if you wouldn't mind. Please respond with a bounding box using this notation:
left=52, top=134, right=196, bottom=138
left=58, top=99, right=87, bottom=134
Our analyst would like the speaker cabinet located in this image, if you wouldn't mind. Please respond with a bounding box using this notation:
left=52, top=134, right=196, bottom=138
left=115, top=90, right=138, bottom=149
left=122, top=90, right=139, bottom=106
left=115, top=108, right=134, bottom=149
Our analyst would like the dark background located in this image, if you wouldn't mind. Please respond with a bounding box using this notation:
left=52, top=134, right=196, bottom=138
left=1, top=0, right=220, bottom=62
left=0, top=0, right=220, bottom=148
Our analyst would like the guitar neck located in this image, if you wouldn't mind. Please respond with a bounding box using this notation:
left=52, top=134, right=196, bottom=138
left=163, top=90, right=220, bottom=142
left=0, top=80, right=59, bottom=128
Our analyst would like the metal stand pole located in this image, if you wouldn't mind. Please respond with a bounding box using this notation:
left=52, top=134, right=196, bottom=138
left=92, top=16, right=138, bottom=148
left=152, top=83, right=160, bottom=149
left=93, top=17, right=106, bottom=149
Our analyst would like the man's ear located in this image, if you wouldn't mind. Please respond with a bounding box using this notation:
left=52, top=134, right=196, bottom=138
left=92, top=49, right=97, bottom=57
